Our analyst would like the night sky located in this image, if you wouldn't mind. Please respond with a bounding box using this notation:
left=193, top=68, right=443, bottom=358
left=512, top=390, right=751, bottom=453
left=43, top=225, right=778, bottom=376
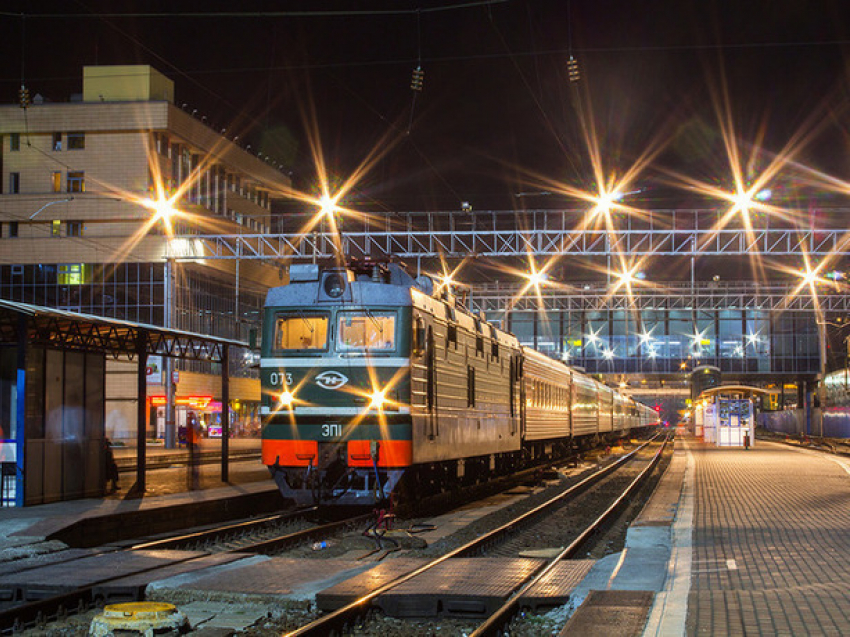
left=2, top=0, right=850, bottom=213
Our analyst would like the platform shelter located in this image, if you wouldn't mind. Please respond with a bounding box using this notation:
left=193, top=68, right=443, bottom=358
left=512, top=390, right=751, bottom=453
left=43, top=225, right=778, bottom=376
left=0, top=300, right=247, bottom=507
left=693, top=385, right=775, bottom=448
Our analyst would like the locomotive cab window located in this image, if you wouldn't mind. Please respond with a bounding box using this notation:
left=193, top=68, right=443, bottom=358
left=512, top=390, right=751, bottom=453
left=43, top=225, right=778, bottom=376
left=274, top=313, right=329, bottom=351
left=338, top=311, right=396, bottom=352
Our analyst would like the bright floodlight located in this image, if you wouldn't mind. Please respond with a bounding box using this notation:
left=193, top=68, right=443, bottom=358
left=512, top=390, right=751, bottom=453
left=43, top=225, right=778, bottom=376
left=143, top=196, right=178, bottom=222
left=319, top=194, right=337, bottom=217
left=527, top=270, right=547, bottom=287
left=279, top=390, right=294, bottom=406
left=370, top=390, right=386, bottom=409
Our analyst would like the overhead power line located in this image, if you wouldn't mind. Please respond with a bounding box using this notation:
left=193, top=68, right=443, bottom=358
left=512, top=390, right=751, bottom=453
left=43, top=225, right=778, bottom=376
left=0, top=2, right=509, bottom=19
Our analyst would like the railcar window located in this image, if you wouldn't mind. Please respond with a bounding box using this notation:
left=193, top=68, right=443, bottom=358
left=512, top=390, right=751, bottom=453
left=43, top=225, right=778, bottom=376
left=338, top=311, right=396, bottom=351
left=274, top=313, right=329, bottom=350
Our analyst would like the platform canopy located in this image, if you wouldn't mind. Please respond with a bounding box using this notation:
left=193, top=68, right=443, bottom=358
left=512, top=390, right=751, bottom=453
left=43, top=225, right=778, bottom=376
left=0, top=299, right=247, bottom=361
left=0, top=299, right=249, bottom=495
left=698, top=385, right=779, bottom=398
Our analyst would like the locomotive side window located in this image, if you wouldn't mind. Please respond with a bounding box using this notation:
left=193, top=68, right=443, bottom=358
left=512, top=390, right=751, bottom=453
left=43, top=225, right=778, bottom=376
left=338, top=311, right=396, bottom=351
left=274, top=313, right=329, bottom=350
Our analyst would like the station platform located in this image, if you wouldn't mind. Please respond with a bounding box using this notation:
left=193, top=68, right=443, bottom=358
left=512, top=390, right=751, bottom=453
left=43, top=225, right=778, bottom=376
left=0, top=440, right=280, bottom=553
left=563, top=434, right=850, bottom=636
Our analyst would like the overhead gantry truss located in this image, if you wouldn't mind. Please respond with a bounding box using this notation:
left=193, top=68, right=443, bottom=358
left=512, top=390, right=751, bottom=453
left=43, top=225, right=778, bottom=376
left=167, top=208, right=850, bottom=261
left=466, top=281, right=850, bottom=313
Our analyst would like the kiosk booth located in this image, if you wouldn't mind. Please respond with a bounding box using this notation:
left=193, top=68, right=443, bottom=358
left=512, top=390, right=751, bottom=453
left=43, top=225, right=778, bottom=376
left=694, top=385, right=775, bottom=448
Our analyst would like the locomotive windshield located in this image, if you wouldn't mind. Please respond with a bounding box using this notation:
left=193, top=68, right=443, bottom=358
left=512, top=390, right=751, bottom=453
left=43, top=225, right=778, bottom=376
left=274, top=312, right=329, bottom=351
left=338, top=311, right=396, bottom=352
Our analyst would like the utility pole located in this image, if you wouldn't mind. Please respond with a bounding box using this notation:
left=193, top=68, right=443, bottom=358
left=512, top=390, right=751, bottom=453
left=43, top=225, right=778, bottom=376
left=164, top=258, right=177, bottom=448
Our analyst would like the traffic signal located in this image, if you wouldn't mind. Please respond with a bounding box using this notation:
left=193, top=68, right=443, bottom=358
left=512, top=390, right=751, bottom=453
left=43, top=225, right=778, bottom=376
left=410, top=67, right=424, bottom=92
left=19, top=85, right=30, bottom=109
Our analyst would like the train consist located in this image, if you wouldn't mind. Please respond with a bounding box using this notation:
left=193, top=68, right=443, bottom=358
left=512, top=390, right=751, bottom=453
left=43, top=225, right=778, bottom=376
left=260, top=261, right=659, bottom=506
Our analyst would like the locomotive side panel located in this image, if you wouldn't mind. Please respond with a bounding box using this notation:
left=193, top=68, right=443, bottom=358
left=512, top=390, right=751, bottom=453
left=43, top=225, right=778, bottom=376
left=409, top=292, right=520, bottom=464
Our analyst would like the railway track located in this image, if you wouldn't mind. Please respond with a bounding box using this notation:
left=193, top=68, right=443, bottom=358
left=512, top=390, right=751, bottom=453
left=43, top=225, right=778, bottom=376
left=282, top=433, right=670, bottom=636
left=0, top=508, right=370, bottom=634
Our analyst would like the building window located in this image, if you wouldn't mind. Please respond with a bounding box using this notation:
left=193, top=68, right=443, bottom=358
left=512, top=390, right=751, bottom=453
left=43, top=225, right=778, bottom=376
left=9, top=172, right=20, bottom=194
left=67, top=132, right=85, bottom=150
left=66, top=221, right=82, bottom=237
left=52, top=220, right=61, bottom=237
left=58, top=264, right=85, bottom=285
left=67, top=171, right=85, bottom=193
left=10, top=133, right=20, bottom=151
left=51, top=171, right=62, bottom=192
left=9, top=222, right=19, bottom=238
left=53, top=132, right=62, bottom=151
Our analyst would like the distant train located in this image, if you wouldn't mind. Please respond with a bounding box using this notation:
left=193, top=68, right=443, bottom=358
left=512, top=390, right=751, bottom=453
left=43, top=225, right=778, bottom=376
left=260, top=261, right=659, bottom=506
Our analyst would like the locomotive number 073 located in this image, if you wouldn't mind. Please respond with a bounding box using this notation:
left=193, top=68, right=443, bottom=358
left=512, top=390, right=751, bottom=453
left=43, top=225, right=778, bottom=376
left=269, top=371, right=293, bottom=387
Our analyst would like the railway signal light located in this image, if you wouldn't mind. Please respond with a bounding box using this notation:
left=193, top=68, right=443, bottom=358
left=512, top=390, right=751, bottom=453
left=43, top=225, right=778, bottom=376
left=410, top=66, right=424, bottom=92
left=567, top=56, right=580, bottom=83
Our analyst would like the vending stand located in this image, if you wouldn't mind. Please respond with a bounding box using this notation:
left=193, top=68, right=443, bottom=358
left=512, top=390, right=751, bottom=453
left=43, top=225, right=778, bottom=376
left=693, top=385, right=776, bottom=448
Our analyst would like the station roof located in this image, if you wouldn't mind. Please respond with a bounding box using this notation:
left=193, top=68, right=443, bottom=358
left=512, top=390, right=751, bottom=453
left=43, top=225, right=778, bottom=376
left=0, top=299, right=248, bottom=362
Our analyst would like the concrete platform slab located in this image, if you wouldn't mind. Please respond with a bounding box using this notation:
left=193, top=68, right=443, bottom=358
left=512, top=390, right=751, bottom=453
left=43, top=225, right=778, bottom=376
left=315, top=558, right=428, bottom=611
left=519, top=560, right=595, bottom=611
left=93, top=553, right=254, bottom=604
left=559, top=589, right=654, bottom=637
left=378, top=557, right=543, bottom=618
left=153, top=557, right=375, bottom=603
left=0, top=550, right=204, bottom=602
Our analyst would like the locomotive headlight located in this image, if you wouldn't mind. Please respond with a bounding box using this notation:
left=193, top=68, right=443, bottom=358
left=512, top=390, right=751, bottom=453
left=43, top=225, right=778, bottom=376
left=279, top=390, right=294, bottom=406
left=369, top=390, right=386, bottom=409
left=324, top=273, right=346, bottom=298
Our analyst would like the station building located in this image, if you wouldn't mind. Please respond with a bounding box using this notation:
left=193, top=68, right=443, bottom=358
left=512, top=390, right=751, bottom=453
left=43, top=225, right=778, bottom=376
left=0, top=65, right=289, bottom=446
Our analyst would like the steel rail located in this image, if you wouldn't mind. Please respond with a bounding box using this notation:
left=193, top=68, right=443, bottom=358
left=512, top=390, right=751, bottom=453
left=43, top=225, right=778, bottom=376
left=284, top=434, right=662, bottom=637
left=0, top=509, right=369, bottom=634
left=129, top=507, right=317, bottom=551
left=470, top=434, right=670, bottom=636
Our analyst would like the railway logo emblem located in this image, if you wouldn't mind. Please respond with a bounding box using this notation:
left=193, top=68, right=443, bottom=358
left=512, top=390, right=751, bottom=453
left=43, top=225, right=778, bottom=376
left=315, top=371, right=349, bottom=389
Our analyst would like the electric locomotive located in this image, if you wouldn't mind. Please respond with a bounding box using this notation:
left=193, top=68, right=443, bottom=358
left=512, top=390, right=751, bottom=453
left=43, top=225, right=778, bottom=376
left=260, top=261, right=657, bottom=507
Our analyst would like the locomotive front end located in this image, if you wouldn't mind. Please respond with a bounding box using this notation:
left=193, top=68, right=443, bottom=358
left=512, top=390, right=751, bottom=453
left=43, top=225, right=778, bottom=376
left=261, top=263, right=415, bottom=506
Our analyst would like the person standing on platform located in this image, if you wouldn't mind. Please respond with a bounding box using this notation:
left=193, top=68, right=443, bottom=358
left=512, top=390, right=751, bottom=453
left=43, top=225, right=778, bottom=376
left=187, top=412, right=201, bottom=490
left=104, top=438, right=119, bottom=492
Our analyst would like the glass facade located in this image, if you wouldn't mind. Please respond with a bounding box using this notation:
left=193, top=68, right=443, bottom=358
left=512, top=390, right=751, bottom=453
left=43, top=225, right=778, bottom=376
left=0, top=262, right=263, bottom=380
left=489, top=308, right=820, bottom=375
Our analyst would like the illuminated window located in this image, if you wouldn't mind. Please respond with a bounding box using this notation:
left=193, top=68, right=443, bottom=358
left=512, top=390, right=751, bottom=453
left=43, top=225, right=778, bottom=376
left=67, top=171, right=85, bottom=193
left=52, top=132, right=62, bottom=151
left=58, top=264, right=85, bottom=285
left=338, top=312, right=396, bottom=352
left=51, top=171, right=62, bottom=192
left=274, top=313, right=329, bottom=351
left=67, top=132, right=85, bottom=150
left=52, top=220, right=61, bottom=237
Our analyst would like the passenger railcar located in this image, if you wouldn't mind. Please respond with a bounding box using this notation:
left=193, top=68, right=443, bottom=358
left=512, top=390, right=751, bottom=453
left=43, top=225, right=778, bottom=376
left=260, top=262, right=658, bottom=506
